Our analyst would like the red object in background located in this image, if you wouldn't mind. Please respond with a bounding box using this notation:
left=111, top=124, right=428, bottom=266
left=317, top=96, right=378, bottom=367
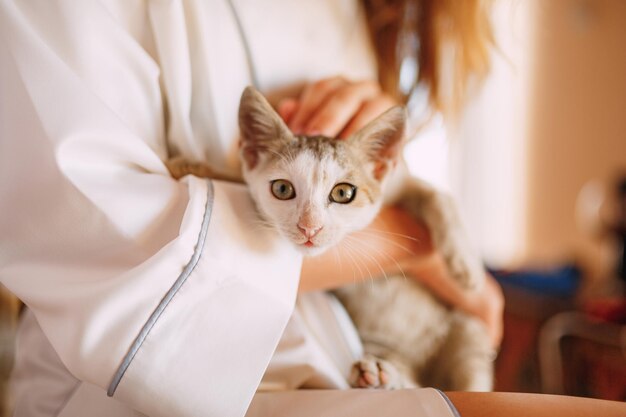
left=577, top=297, right=626, bottom=401
left=583, top=298, right=626, bottom=325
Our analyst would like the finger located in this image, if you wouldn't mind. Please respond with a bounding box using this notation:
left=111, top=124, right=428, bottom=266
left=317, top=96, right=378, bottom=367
left=489, top=319, right=503, bottom=349
left=289, top=77, right=346, bottom=133
left=485, top=275, right=504, bottom=348
left=303, top=80, right=381, bottom=137
left=339, top=94, right=397, bottom=139
left=277, top=98, right=299, bottom=124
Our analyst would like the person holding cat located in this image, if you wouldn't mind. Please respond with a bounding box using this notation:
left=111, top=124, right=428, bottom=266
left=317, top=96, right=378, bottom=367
left=280, top=77, right=504, bottom=350
left=2, top=1, right=623, bottom=417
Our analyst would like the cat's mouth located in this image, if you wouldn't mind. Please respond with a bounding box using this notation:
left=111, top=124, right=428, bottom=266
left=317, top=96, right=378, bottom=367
left=303, top=240, right=315, bottom=248
left=293, top=237, right=330, bottom=256
left=293, top=233, right=322, bottom=249
left=286, top=227, right=337, bottom=255
left=298, top=239, right=319, bottom=252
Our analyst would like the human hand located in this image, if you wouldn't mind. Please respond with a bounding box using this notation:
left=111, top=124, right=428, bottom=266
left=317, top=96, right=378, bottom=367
left=462, top=274, right=505, bottom=349
left=276, top=76, right=397, bottom=139
left=398, top=252, right=504, bottom=350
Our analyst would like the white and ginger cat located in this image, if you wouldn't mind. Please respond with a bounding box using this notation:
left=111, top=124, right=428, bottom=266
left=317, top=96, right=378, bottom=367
left=167, top=86, right=494, bottom=392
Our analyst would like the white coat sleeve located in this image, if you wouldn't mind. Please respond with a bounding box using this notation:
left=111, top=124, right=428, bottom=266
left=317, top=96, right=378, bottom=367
left=0, top=1, right=302, bottom=416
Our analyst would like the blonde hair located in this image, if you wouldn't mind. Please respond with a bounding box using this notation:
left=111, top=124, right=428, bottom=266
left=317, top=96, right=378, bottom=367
left=362, top=0, right=493, bottom=118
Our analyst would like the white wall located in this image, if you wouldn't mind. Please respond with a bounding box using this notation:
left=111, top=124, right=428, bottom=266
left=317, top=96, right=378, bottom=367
left=449, top=0, right=535, bottom=267
left=441, top=0, right=626, bottom=283
left=525, top=0, right=626, bottom=282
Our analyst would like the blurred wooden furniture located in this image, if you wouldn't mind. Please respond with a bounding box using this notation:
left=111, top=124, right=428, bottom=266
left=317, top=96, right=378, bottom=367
left=494, top=281, right=575, bottom=393
left=539, top=310, right=626, bottom=401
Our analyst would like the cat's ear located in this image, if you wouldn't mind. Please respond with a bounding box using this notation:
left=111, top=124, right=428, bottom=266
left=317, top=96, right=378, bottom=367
left=239, top=86, right=292, bottom=170
left=349, top=106, right=407, bottom=180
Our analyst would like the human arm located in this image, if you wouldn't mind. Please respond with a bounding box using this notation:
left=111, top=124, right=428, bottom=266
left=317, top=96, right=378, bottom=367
left=399, top=256, right=504, bottom=348
left=299, top=205, right=503, bottom=347
left=299, top=205, right=431, bottom=292
left=287, top=77, right=503, bottom=347
left=246, top=389, right=626, bottom=417
left=445, top=392, right=626, bottom=417
left=0, top=2, right=301, bottom=416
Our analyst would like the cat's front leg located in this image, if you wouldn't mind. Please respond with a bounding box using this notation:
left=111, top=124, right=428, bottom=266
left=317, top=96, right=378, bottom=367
left=349, top=355, right=416, bottom=390
left=398, top=178, right=484, bottom=290
left=165, top=156, right=243, bottom=183
left=165, top=156, right=216, bottom=180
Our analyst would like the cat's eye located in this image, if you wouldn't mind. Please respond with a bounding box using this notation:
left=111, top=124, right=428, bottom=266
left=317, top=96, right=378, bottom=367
left=329, top=183, right=356, bottom=204
left=270, top=179, right=296, bottom=200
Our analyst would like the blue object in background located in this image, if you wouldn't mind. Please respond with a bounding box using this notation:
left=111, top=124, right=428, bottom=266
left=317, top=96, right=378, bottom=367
left=489, top=264, right=581, bottom=298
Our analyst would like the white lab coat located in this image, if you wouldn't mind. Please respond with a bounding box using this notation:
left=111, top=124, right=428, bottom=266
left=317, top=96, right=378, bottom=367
left=0, top=0, right=458, bottom=416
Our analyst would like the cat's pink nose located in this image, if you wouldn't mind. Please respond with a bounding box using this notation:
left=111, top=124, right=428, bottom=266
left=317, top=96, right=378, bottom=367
left=297, top=224, right=323, bottom=239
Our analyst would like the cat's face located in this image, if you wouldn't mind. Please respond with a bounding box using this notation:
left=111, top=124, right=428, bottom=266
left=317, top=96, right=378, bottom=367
left=238, top=87, right=406, bottom=256
left=243, top=136, right=386, bottom=256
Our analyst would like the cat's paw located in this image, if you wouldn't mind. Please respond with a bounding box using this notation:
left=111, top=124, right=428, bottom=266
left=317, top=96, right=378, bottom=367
left=349, top=356, right=407, bottom=389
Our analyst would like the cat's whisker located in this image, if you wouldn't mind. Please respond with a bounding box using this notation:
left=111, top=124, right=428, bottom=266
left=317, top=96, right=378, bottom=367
left=346, top=236, right=390, bottom=285
left=249, top=224, right=271, bottom=232
left=340, top=242, right=362, bottom=285
left=344, top=236, right=382, bottom=287
left=346, top=241, right=374, bottom=281
left=358, top=228, right=421, bottom=243
left=248, top=220, right=277, bottom=234
left=350, top=235, right=409, bottom=284
left=248, top=217, right=271, bottom=225
left=353, top=230, right=415, bottom=255
left=332, top=245, right=343, bottom=276
left=342, top=238, right=374, bottom=286
left=249, top=218, right=275, bottom=229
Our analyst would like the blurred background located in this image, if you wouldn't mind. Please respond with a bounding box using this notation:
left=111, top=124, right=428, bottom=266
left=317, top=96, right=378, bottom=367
left=406, top=0, right=626, bottom=401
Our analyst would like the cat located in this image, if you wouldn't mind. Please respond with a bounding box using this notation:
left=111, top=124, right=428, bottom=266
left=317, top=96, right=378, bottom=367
left=167, top=86, right=494, bottom=391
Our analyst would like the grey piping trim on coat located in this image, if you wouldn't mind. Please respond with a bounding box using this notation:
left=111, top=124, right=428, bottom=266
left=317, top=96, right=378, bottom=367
left=107, top=180, right=215, bottom=397
left=435, top=389, right=462, bottom=417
